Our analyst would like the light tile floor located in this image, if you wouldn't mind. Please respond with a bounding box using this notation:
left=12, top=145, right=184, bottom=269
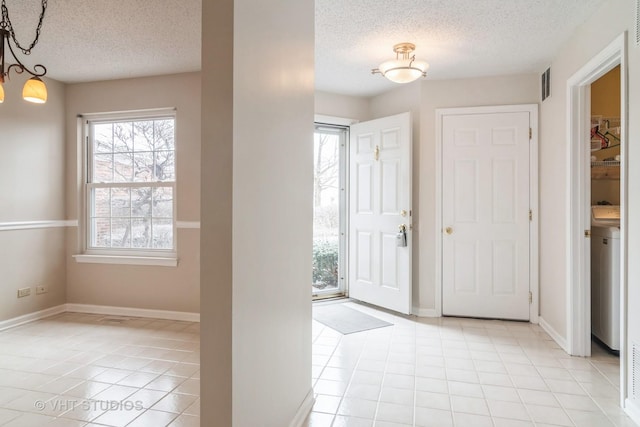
left=0, top=312, right=199, bottom=426
left=1, top=306, right=635, bottom=427
left=307, top=302, right=637, bottom=427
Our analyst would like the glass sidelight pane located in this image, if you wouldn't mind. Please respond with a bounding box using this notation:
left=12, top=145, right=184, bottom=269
left=312, top=127, right=346, bottom=296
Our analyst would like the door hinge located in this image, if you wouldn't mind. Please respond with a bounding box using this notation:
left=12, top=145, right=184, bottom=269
left=529, top=210, right=532, bottom=221
left=585, top=230, right=591, bottom=238
left=529, top=128, right=532, bottom=140
left=529, top=292, right=533, bottom=304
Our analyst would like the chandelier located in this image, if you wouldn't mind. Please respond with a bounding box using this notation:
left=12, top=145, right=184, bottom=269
left=0, top=0, right=48, bottom=104
left=372, top=42, right=429, bottom=84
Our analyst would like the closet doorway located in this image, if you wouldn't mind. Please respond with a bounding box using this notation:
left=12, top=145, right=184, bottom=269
left=590, top=65, right=622, bottom=357
left=566, top=33, right=627, bottom=407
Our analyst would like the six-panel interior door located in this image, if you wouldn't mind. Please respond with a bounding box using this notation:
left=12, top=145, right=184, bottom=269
left=441, top=111, right=531, bottom=320
left=349, top=112, right=412, bottom=314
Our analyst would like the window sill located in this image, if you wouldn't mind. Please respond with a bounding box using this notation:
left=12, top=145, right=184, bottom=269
left=73, top=254, right=178, bottom=267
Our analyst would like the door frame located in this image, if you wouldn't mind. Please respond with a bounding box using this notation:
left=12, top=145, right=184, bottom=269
left=566, top=33, right=627, bottom=405
left=434, top=104, right=540, bottom=322
left=313, top=114, right=358, bottom=299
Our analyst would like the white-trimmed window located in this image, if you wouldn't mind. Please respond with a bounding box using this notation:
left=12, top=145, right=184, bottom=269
left=83, top=110, right=176, bottom=260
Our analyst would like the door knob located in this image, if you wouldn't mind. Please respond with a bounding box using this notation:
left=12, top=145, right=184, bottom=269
left=445, top=227, right=453, bottom=235
left=400, top=210, right=407, bottom=217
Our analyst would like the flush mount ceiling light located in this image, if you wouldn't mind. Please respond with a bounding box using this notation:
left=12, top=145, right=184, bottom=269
left=0, top=0, right=49, bottom=104
left=371, top=42, right=429, bottom=84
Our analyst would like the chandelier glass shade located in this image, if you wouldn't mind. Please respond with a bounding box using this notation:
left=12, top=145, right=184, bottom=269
left=372, top=43, right=429, bottom=84
left=0, top=0, right=49, bottom=104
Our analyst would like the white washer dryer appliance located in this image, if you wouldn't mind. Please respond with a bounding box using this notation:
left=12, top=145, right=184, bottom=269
left=590, top=205, right=620, bottom=351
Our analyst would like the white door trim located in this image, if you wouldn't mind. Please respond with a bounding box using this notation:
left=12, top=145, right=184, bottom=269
left=435, top=104, right=539, bottom=322
left=566, top=32, right=627, bottom=406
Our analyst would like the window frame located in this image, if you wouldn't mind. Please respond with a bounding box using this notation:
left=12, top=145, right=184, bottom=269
left=78, top=109, right=178, bottom=264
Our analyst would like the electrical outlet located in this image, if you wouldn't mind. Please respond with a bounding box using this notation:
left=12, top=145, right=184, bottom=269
left=36, top=286, right=47, bottom=295
left=17, top=288, right=31, bottom=298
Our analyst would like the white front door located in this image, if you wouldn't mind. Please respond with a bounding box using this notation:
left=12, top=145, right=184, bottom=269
left=349, top=113, right=412, bottom=314
left=441, top=110, right=531, bottom=320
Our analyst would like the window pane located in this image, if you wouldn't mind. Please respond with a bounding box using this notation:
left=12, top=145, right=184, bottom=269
left=152, top=219, right=173, bottom=249
left=114, top=152, right=133, bottom=182
left=92, top=188, right=111, bottom=217
left=131, top=187, right=153, bottom=217
left=92, top=218, right=111, bottom=247
left=93, top=154, right=113, bottom=182
left=134, top=120, right=155, bottom=151
left=114, top=122, right=133, bottom=152
left=111, top=218, right=131, bottom=248
left=153, top=187, right=173, bottom=218
left=88, top=115, right=175, bottom=253
left=132, top=218, right=151, bottom=248
left=111, top=188, right=131, bottom=217
left=155, top=151, right=175, bottom=181
left=155, top=119, right=175, bottom=151
left=94, top=123, right=113, bottom=153
left=133, top=151, right=154, bottom=182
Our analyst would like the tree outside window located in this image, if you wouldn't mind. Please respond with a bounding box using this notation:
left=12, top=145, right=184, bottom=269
left=87, top=115, right=176, bottom=253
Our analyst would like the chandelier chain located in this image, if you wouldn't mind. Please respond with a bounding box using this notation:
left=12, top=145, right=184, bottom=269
left=1, top=0, right=48, bottom=55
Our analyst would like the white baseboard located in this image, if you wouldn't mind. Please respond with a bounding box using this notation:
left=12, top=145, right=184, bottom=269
left=289, top=388, right=315, bottom=427
left=0, top=304, right=67, bottom=332
left=625, top=399, right=640, bottom=426
left=65, top=304, right=200, bottom=322
left=412, top=306, right=439, bottom=317
left=0, top=303, right=199, bottom=333
left=538, top=316, right=569, bottom=353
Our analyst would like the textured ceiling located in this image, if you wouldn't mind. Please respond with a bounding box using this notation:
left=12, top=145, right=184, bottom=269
left=4, top=0, right=201, bottom=83
left=316, top=0, right=608, bottom=96
left=5, top=0, right=607, bottom=94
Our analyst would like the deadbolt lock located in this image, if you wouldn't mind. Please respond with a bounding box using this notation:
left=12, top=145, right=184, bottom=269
left=445, top=227, right=453, bottom=235
left=397, top=224, right=408, bottom=247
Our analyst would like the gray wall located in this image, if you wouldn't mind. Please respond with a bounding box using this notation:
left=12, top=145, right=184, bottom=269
left=64, top=73, right=201, bottom=313
left=0, top=77, right=67, bottom=321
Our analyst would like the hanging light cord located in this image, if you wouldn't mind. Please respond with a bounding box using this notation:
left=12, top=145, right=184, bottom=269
left=1, top=0, right=48, bottom=55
